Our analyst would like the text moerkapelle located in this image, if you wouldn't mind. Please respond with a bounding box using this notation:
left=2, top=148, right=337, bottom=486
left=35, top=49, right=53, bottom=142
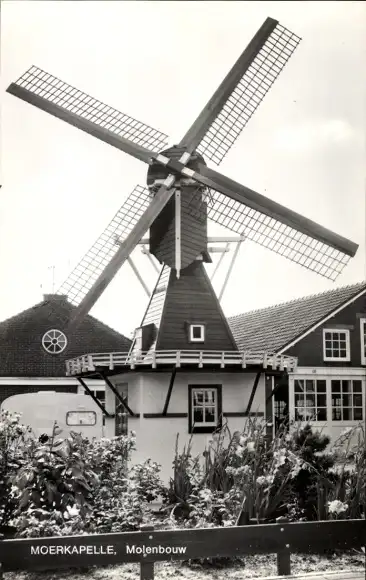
left=30, top=545, right=115, bottom=556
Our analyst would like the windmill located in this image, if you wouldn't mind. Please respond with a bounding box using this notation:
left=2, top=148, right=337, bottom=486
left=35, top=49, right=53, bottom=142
left=7, top=17, right=358, bottom=352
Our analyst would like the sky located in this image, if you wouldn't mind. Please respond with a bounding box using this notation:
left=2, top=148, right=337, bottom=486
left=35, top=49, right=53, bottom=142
left=1, top=1, right=365, bottom=340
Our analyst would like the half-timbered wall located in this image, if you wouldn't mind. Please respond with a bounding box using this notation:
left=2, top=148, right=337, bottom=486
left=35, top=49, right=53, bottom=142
left=105, top=371, right=266, bottom=482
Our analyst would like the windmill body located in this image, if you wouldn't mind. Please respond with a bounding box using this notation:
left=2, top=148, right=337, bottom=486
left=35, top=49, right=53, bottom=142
left=6, top=16, right=359, bottom=481
left=147, top=147, right=208, bottom=272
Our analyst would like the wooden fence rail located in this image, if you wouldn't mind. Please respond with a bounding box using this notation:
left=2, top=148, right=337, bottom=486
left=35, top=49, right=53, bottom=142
left=0, top=519, right=364, bottom=580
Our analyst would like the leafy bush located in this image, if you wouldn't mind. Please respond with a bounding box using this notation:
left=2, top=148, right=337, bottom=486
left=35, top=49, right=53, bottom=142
left=81, top=437, right=164, bottom=533
left=3, top=410, right=364, bottom=538
left=322, top=424, right=365, bottom=520
left=2, top=415, right=164, bottom=538
left=165, top=419, right=365, bottom=527
left=0, top=410, right=32, bottom=528
left=9, top=424, right=99, bottom=537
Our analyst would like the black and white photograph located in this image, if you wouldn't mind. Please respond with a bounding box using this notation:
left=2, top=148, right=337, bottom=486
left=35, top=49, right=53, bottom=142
left=0, top=1, right=365, bottom=579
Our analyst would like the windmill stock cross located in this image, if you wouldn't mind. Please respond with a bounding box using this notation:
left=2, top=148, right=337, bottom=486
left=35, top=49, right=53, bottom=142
left=6, top=16, right=358, bottom=343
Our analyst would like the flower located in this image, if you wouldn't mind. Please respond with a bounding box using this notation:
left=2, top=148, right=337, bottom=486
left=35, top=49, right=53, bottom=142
left=199, top=489, right=212, bottom=502
left=247, top=441, right=255, bottom=453
left=256, top=476, right=267, bottom=486
left=235, top=445, right=244, bottom=457
left=328, top=500, right=348, bottom=515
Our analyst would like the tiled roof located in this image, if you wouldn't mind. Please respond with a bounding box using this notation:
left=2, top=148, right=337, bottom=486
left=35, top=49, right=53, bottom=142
left=228, top=282, right=366, bottom=353
left=0, top=295, right=132, bottom=377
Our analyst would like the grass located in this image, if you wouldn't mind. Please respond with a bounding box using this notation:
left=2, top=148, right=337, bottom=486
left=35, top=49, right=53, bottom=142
left=4, top=551, right=365, bottom=580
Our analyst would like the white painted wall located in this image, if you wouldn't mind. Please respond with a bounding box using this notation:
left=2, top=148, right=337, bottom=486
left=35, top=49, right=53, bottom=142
left=105, top=371, right=266, bottom=483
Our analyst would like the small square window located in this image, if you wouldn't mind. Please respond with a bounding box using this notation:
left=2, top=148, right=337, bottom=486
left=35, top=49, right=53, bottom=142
left=189, top=324, right=205, bottom=343
left=323, top=329, right=350, bottom=362
left=188, top=385, right=222, bottom=433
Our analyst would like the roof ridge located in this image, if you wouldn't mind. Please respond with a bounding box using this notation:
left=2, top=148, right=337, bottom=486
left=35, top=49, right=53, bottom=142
left=228, top=280, right=366, bottom=320
left=0, top=299, right=45, bottom=326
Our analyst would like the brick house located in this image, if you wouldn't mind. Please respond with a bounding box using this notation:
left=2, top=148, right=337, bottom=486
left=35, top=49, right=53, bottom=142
left=0, top=294, right=131, bottom=406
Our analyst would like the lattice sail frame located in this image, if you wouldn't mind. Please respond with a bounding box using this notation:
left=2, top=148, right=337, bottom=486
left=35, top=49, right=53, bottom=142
left=14, top=66, right=169, bottom=151
left=58, top=186, right=151, bottom=305
left=207, top=190, right=350, bottom=280
left=197, top=23, right=301, bottom=166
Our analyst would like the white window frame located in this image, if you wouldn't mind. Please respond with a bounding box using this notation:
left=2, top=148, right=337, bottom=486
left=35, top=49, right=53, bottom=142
left=360, top=318, right=366, bottom=365
left=330, top=378, right=364, bottom=422
left=189, top=324, right=205, bottom=343
left=191, top=387, right=218, bottom=427
left=322, top=328, right=350, bottom=362
left=289, top=370, right=365, bottom=426
left=293, top=378, right=328, bottom=422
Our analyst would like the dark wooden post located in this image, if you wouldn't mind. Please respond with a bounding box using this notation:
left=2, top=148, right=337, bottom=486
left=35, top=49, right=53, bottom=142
left=140, top=525, right=155, bottom=580
left=0, top=534, right=4, bottom=580
left=276, top=518, right=291, bottom=576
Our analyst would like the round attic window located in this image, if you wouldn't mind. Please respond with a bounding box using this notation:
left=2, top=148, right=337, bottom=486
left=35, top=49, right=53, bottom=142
left=42, top=329, right=67, bottom=354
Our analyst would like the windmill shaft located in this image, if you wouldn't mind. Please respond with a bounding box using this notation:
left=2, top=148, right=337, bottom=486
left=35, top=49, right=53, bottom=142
left=179, top=17, right=278, bottom=152
left=197, top=165, right=358, bottom=258
left=66, top=181, right=177, bottom=331
left=7, top=83, right=154, bottom=165
left=175, top=190, right=182, bottom=277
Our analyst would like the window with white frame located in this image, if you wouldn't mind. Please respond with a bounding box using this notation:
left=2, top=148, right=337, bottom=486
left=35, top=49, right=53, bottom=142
left=189, top=324, right=205, bottom=343
left=323, top=329, right=350, bottom=362
left=331, top=379, right=363, bottom=421
left=189, top=386, right=221, bottom=432
left=360, top=319, right=366, bottom=365
left=294, top=379, right=327, bottom=421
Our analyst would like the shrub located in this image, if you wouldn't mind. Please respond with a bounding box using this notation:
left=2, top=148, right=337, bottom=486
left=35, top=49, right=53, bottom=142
left=0, top=410, right=32, bottom=528
left=165, top=419, right=365, bottom=527
left=82, top=437, right=164, bottom=534
left=7, top=423, right=165, bottom=537
left=9, top=424, right=98, bottom=537
left=323, top=424, right=365, bottom=520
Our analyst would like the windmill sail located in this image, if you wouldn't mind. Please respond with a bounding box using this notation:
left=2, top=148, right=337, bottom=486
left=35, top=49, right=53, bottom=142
left=207, top=189, right=351, bottom=280
left=7, top=66, right=168, bottom=162
left=58, top=185, right=151, bottom=306
left=196, top=22, right=301, bottom=166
